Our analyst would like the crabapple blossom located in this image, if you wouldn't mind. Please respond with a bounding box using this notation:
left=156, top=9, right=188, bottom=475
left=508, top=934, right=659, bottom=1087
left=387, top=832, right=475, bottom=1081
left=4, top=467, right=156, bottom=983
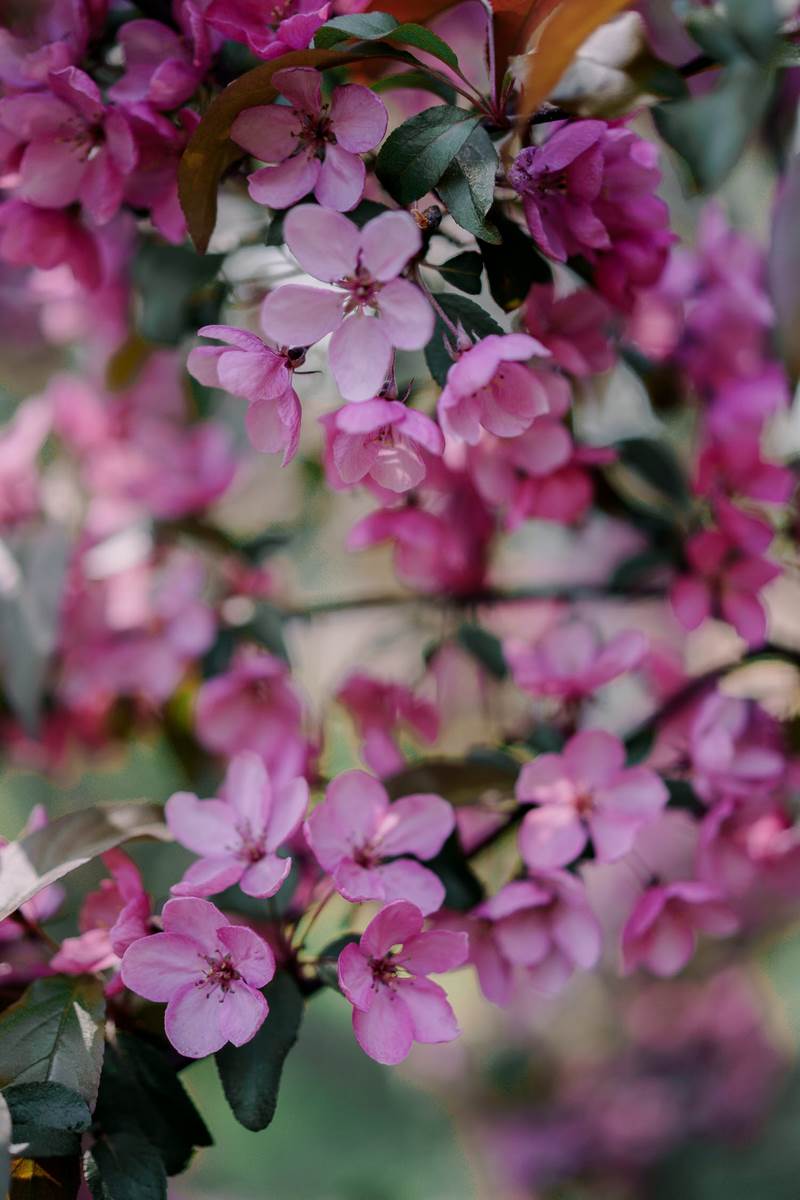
left=336, top=672, right=439, bottom=776
left=505, top=619, right=648, bottom=703
left=260, top=206, right=433, bottom=401
left=167, top=751, right=308, bottom=898
left=688, top=692, right=785, bottom=805
left=437, top=333, right=551, bottom=444
left=523, top=284, right=616, bottom=377
left=50, top=850, right=150, bottom=978
left=337, top=900, right=468, bottom=1064
left=232, top=67, right=387, bottom=211
left=621, top=882, right=738, bottom=978
left=517, top=730, right=668, bottom=869
left=108, top=14, right=210, bottom=110
left=121, top=897, right=275, bottom=1058
left=320, top=398, right=444, bottom=493
left=201, top=0, right=331, bottom=59
left=305, top=769, right=455, bottom=914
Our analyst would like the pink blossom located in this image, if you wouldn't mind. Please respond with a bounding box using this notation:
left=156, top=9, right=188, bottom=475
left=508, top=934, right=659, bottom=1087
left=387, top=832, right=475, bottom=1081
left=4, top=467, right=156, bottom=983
left=188, top=324, right=303, bottom=463
left=688, top=692, right=785, bottom=805
left=336, top=672, right=439, bottom=776
left=699, top=798, right=800, bottom=899
left=232, top=67, right=386, bottom=212
left=321, top=398, right=444, bottom=494
left=50, top=849, right=150, bottom=978
left=517, top=730, right=668, bottom=869
left=201, top=0, right=330, bottom=60
left=523, top=284, right=617, bottom=377
left=167, top=752, right=308, bottom=899
left=437, top=333, right=551, bottom=444
left=261, top=206, right=433, bottom=401
left=470, top=874, right=602, bottom=1004
left=194, top=648, right=308, bottom=782
left=337, top=899, right=467, bottom=1064
left=121, top=896, right=275, bottom=1058
left=694, top=434, right=794, bottom=506
left=0, top=0, right=100, bottom=90
left=0, top=199, right=103, bottom=289
left=621, top=881, right=738, bottom=977
left=306, top=769, right=454, bottom=914
left=124, top=104, right=199, bottom=244
left=0, top=68, right=137, bottom=225
left=505, top=619, right=648, bottom=702
left=108, top=12, right=210, bottom=111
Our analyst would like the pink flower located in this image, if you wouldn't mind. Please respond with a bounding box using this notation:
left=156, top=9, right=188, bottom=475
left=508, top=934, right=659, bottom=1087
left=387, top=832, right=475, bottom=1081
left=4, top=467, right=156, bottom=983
left=470, top=874, right=601, bottom=1003
left=437, top=333, right=551, bottom=444
left=689, top=692, right=785, bottom=805
left=194, top=648, right=308, bottom=782
left=50, top=849, right=151, bottom=978
left=699, top=798, right=800, bottom=899
left=694, top=434, right=794, bottom=506
left=306, top=770, right=454, bottom=914
left=338, top=900, right=467, bottom=1064
left=188, top=324, right=302, bottom=463
left=0, top=68, right=137, bottom=225
left=621, top=881, right=737, bottom=977
left=261, top=206, right=433, bottom=401
left=0, top=199, right=103, bottom=289
left=121, top=897, right=275, bottom=1058
left=124, top=104, right=199, bottom=244
left=108, top=14, right=210, bottom=111
left=523, top=284, right=616, bottom=377
left=232, top=67, right=386, bottom=212
left=167, top=752, right=308, bottom=899
left=201, top=0, right=330, bottom=59
left=336, top=672, right=439, bottom=776
left=505, top=619, right=648, bottom=702
left=320, top=398, right=444, bottom=493
left=0, top=0, right=97, bottom=90
left=517, top=731, right=668, bottom=869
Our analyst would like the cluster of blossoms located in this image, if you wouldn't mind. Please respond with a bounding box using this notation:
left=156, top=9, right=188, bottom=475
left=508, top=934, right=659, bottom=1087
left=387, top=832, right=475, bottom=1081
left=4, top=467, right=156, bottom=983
left=0, top=0, right=799, bottom=1192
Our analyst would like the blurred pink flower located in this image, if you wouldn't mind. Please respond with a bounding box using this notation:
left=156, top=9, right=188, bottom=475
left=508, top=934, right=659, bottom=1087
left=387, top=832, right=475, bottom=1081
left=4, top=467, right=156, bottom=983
left=336, top=671, right=439, bottom=776
left=523, top=284, right=616, bottom=377
left=689, top=692, right=785, bottom=805
left=50, top=849, right=151, bottom=980
left=109, top=12, right=210, bottom=111
left=505, top=619, right=648, bottom=702
left=622, top=881, right=737, bottom=977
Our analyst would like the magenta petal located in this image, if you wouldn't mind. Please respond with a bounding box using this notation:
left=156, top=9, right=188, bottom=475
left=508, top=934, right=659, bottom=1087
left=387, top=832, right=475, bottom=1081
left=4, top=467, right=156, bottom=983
left=283, top=204, right=360, bottom=281
left=187, top=346, right=224, bottom=387
left=378, top=793, right=454, bottom=859
left=120, top=932, right=202, bottom=1001
left=338, top=942, right=373, bottom=1010
left=361, top=899, right=424, bottom=958
left=398, top=929, right=469, bottom=975
left=519, top=805, right=587, bottom=870
left=359, top=211, right=421, bottom=281
left=231, top=103, right=300, bottom=161
left=273, top=66, right=322, bottom=114
left=333, top=431, right=377, bottom=484
left=166, top=791, right=236, bottom=856
left=639, top=910, right=696, bottom=977
left=170, top=855, right=244, bottom=898
left=18, top=138, right=85, bottom=208
left=260, top=284, right=343, bottom=347
left=472, top=929, right=514, bottom=1007
left=550, top=903, right=601, bottom=969
left=245, top=391, right=298, bottom=458
left=369, top=440, right=426, bottom=492
left=353, top=985, right=414, bottom=1064
left=671, top=576, right=711, bottom=631
left=217, top=347, right=290, bottom=402
left=330, top=83, right=387, bottom=152
left=373, top=859, right=445, bottom=915
left=218, top=983, right=269, bottom=1047
left=222, top=751, right=270, bottom=829
left=239, top=854, right=292, bottom=899
left=314, top=142, right=365, bottom=212
left=334, top=859, right=385, bottom=903
left=162, top=896, right=228, bottom=952
left=248, top=153, right=320, bottom=209
left=564, top=729, right=626, bottom=789
left=329, top=315, right=392, bottom=402
left=377, top=279, right=434, bottom=350
left=265, top=777, right=308, bottom=848
left=494, top=911, right=550, bottom=966
left=165, top=981, right=227, bottom=1058
left=217, top=924, right=276, bottom=987
left=398, top=977, right=460, bottom=1043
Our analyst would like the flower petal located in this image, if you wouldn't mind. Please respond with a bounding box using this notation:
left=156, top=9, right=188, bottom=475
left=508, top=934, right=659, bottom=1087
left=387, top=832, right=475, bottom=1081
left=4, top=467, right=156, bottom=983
left=284, top=204, right=360, bottom=281
left=260, top=284, right=343, bottom=347
left=165, top=981, right=227, bottom=1058
left=361, top=898, right=424, bottom=958
left=353, top=985, right=414, bottom=1064
left=231, top=103, right=301, bottom=161
left=377, top=279, right=434, bottom=350
left=338, top=941, right=373, bottom=1010
left=330, top=83, right=387, bottom=152
left=397, top=977, right=460, bottom=1043
left=217, top=923, right=276, bottom=987
left=329, top=315, right=392, bottom=402
left=397, top=928, right=468, bottom=974
left=218, top=982, right=269, bottom=1047
left=248, top=152, right=320, bottom=209
left=307, top=769, right=387, bottom=870
left=120, top=932, right=203, bottom=1001
left=165, top=791, right=236, bottom=856
left=170, top=855, right=245, bottom=898
left=239, top=854, right=292, bottom=899
left=359, top=211, right=421, bottom=281
left=372, top=859, right=445, bottom=915
left=519, top=805, right=587, bottom=870
left=377, top=793, right=455, bottom=859
left=314, top=143, right=365, bottom=211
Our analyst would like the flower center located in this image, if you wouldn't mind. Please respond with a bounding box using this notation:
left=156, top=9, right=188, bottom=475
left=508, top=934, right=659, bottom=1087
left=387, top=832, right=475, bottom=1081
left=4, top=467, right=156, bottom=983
left=201, top=952, right=241, bottom=993
left=338, top=265, right=380, bottom=313
left=369, top=954, right=400, bottom=987
left=236, top=821, right=267, bottom=863
left=297, top=109, right=335, bottom=158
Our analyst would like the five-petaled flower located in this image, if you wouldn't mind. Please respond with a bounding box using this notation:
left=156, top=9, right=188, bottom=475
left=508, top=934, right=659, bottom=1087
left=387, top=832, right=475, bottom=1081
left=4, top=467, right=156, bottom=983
left=320, top=398, right=444, bottom=494
left=437, top=332, right=550, bottom=445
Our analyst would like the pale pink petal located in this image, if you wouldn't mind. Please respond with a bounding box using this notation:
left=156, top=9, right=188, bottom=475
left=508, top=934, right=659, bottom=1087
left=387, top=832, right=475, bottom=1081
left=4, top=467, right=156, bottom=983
left=170, top=855, right=245, bottom=897
left=333, top=431, right=378, bottom=483
left=397, top=929, right=468, bottom=974
left=120, top=932, right=203, bottom=1001
left=266, top=778, right=309, bottom=849
left=638, top=909, right=696, bottom=977
left=372, top=859, right=445, bottom=915
left=525, top=947, right=574, bottom=994
left=330, top=83, right=387, bottom=152
left=516, top=754, right=574, bottom=806
left=165, top=791, right=236, bottom=856
left=586, top=812, right=641, bottom=862
left=377, top=793, right=454, bottom=859
left=222, top=751, right=270, bottom=829
left=162, top=896, right=228, bottom=952
left=273, top=66, right=322, bottom=114
left=398, top=977, right=460, bottom=1043
left=472, top=928, right=513, bottom=1006
left=218, top=982, right=269, bottom=1046
left=245, top=393, right=295, bottom=456
left=334, top=859, right=386, bottom=903
left=283, top=204, right=360, bottom=281
left=551, top=903, right=601, bottom=969
left=306, top=769, right=387, bottom=870
left=248, top=152, right=320, bottom=209
left=377, top=279, right=434, bottom=350
left=672, top=576, right=711, bottom=631
left=721, top=590, right=768, bottom=646
left=361, top=898, right=424, bottom=958
left=187, top=346, right=224, bottom=387
left=564, top=729, right=626, bottom=789
left=260, top=284, right=343, bottom=347
left=353, top=985, right=414, bottom=1063
left=329, top=315, right=392, bottom=401
left=359, top=211, right=421, bottom=281
left=231, top=103, right=300, bottom=160
left=587, top=629, right=649, bottom=688
left=494, top=911, right=550, bottom=966
left=239, top=854, right=292, bottom=898
left=338, top=942, right=373, bottom=1009
left=165, top=981, right=227, bottom=1058
left=217, top=348, right=290, bottom=401
left=314, top=143, right=365, bottom=211
left=217, top=924, right=276, bottom=987
left=18, top=139, right=85, bottom=208
left=519, top=805, right=587, bottom=869
left=596, top=768, right=668, bottom=817
left=370, top=440, right=427, bottom=492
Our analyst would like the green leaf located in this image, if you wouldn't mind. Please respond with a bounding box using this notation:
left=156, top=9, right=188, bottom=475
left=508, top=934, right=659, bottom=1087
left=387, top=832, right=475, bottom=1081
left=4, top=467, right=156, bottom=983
left=346, top=199, right=391, bottom=228
left=0, top=1091, right=10, bottom=1197
left=8, top=1128, right=80, bottom=1160
left=424, top=294, right=503, bottom=386
left=724, top=0, right=780, bottom=63
left=215, top=972, right=304, bottom=1132
left=385, top=22, right=459, bottom=70
left=375, top=105, right=480, bottom=205
left=479, top=212, right=552, bottom=310
left=133, top=242, right=225, bottom=345
left=84, top=1132, right=167, bottom=1200
left=616, top=437, right=690, bottom=507
left=315, top=12, right=459, bottom=70
left=457, top=623, right=507, bottom=679
left=248, top=601, right=290, bottom=664
left=384, top=757, right=517, bottom=806
left=434, top=251, right=484, bottom=295
left=609, top=547, right=673, bottom=591
left=624, top=724, right=656, bottom=766
left=664, top=778, right=704, bottom=816
left=653, top=59, right=773, bottom=191
left=437, top=124, right=500, bottom=243
left=0, top=801, right=169, bottom=923
left=0, top=978, right=105, bottom=1109
left=372, top=70, right=456, bottom=104
left=426, top=832, right=484, bottom=911
left=93, top=1035, right=211, bottom=1177
left=524, top=725, right=566, bottom=755
left=3, top=1085, right=90, bottom=1136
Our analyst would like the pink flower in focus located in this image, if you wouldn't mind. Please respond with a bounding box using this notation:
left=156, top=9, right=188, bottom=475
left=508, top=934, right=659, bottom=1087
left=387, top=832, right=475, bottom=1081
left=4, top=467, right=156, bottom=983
left=338, top=899, right=467, bottom=1064
left=306, top=769, right=454, bottom=914
left=321, top=398, right=444, bottom=494
left=621, top=881, right=737, bottom=977
left=108, top=13, right=210, bottom=111
left=505, top=619, right=648, bottom=702
left=232, top=67, right=386, bottom=212
left=0, top=68, right=137, bottom=225
left=336, top=672, right=439, bottom=776
left=470, top=874, right=602, bottom=1004
left=517, top=731, right=668, bottom=869
left=167, top=752, right=308, bottom=898
left=50, top=849, right=151, bottom=978
left=261, top=206, right=433, bottom=401
left=188, top=324, right=303, bottom=463
left=121, top=897, right=275, bottom=1058
left=201, top=0, right=330, bottom=59
left=437, top=333, right=551, bottom=444
left=523, top=284, right=616, bottom=377
left=194, top=648, right=308, bottom=782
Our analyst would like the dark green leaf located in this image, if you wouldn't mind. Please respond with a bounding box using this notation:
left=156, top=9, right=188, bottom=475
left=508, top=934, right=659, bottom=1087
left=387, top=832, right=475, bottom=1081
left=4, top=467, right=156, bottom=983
left=384, top=757, right=517, bottom=806
left=524, top=725, right=566, bottom=754
left=479, top=212, right=552, bottom=310
left=769, top=152, right=800, bottom=380
left=375, top=105, right=480, bottom=205
left=616, top=437, right=690, bottom=507
left=215, top=972, right=304, bottom=1132
left=315, top=11, right=399, bottom=46
left=609, top=548, right=674, bottom=591
left=435, top=251, right=484, bottom=295
left=264, top=210, right=286, bottom=246
left=372, top=69, right=456, bottom=104
left=347, top=199, right=391, bottom=228
left=664, top=778, right=704, bottom=816
left=84, top=1132, right=167, bottom=1200
left=0, top=978, right=105, bottom=1108
left=133, top=242, right=225, bottom=345
left=457, top=624, right=507, bottom=679
left=426, top=832, right=484, bottom=911
left=437, top=124, right=500, bottom=243
left=9, top=1128, right=80, bottom=1160
left=624, top=724, right=656, bottom=766
left=424, top=294, right=504, bottom=386
left=3, top=1085, right=90, bottom=1135
left=0, top=802, right=168, bottom=922
left=385, top=23, right=459, bottom=70
left=9, top=1155, right=81, bottom=1200
left=249, top=601, right=290, bottom=664
left=93, top=1035, right=211, bottom=1177
left=724, top=0, right=780, bottom=63
left=1, top=1091, right=9, bottom=1197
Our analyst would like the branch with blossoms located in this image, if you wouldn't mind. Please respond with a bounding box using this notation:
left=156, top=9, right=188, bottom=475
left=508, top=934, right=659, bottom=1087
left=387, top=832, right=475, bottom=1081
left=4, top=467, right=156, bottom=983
left=2, top=0, right=800, bottom=1196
